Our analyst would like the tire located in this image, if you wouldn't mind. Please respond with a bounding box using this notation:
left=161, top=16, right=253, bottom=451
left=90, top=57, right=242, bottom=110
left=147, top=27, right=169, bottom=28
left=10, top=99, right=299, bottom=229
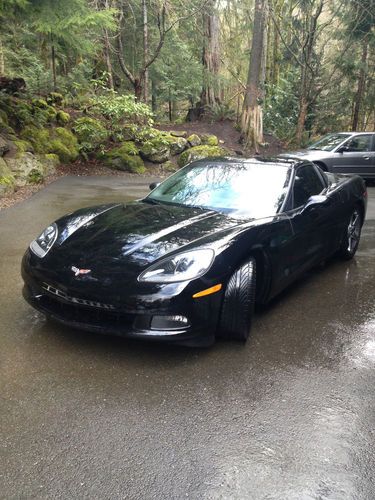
left=337, top=207, right=362, bottom=260
left=217, top=258, right=256, bottom=341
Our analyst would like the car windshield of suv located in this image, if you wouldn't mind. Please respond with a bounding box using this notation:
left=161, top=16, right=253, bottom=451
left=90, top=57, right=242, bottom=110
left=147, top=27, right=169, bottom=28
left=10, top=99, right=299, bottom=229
left=146, top=162, right=292, bottom=218
left=307, top=133, right=351, bottom=151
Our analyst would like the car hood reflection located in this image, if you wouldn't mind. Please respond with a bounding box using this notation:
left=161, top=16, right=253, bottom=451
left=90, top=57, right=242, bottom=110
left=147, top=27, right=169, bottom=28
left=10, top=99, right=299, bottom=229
left=54, top=201, right=242, bottom=269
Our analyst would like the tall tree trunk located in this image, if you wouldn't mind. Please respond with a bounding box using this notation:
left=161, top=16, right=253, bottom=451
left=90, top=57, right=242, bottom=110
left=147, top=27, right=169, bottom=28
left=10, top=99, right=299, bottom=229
left=103, top=28, right=114, bottom=90
left=51, top=33, right=57, bottom=91
left=0, top=38, right=5, bottom=75
left=352, top=39, right=368, bottom=131
left=151, top=78, right=157, bottom=113
left=240, top=0, right=269, bottom=152
left=142, top=0, right=149, bottom=103
left=295, top=0, right=323, bottom=145
left=200, top=0, right=221, bottom=109
left=296, top=65, right=308, bottom=145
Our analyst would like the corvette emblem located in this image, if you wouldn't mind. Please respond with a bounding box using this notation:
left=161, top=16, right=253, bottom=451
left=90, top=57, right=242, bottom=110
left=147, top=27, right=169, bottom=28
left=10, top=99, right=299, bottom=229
left=71, top=266, right=91, bottom=277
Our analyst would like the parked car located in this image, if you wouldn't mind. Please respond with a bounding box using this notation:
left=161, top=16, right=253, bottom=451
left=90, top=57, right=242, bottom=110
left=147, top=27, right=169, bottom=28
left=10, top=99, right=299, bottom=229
left=22, top=158, right=367, bottom=346
left=279, top=132, right=375, bottom=178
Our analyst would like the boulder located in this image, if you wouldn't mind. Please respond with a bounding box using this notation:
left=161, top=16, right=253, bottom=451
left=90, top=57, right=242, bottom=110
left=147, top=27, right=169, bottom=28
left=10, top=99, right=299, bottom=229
left=0, top=157, right=15, bottom=197
left=187, top=134, right=201, bottom=147
left=178, top=145, right=229, bottom=168
left=0, top=135, right=10, bottom=156
left=140, top=137, right=170, bottom=163
left=166, top=135, right=188, bottom=155
left=169, top=130, right=187, bottom=138
left=5, top=152, right=58, bottom=186
left=200, top=134, right=219, bottom=146
left=103, top=143, right=146, bottom=174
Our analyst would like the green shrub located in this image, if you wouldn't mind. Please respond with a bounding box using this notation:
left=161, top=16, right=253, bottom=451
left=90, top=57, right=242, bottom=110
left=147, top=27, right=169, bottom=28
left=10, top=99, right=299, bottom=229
left=89, top=93, right=154, bottom=128
left=28, top=168, right=44, bottom=184
left=73, top=117, right=108, bottom=153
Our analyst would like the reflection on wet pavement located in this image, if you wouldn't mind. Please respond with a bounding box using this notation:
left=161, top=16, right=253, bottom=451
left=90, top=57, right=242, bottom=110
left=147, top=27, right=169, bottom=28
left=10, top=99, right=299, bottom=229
left=0, top=176, right=374, bottom=499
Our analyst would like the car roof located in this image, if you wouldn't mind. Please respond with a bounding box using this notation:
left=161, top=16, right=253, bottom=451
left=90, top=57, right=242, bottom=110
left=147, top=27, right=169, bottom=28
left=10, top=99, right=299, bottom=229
left=191, top=156, right=298, bottom=168
left=329, top=131, right=374, bottom=136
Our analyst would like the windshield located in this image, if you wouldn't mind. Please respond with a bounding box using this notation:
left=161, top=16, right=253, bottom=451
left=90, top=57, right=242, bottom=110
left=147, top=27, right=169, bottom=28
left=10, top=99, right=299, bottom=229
left=307, top=133, right=351, bottom=151
left=146, top=162, right=292, bottom=218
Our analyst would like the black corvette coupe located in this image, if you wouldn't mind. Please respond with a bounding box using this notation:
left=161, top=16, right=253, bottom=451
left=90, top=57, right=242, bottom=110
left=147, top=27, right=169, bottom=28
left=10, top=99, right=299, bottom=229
left=22, top=157, right=367, bottom=346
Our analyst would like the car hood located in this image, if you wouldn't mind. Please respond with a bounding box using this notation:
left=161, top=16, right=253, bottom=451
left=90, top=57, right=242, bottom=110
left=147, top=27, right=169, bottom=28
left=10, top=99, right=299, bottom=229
left=279, top=149, right=328, bottom=160
left=51, top=201, right=241, bottom=272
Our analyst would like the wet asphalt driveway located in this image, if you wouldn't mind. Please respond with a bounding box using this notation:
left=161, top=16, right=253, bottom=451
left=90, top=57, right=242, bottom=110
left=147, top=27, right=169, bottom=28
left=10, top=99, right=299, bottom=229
left=1, top=176, right=375, bottom=499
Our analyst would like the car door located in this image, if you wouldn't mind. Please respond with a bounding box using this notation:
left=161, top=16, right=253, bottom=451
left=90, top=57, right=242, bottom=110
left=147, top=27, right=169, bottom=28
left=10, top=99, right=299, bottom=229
left=282, top=165, right=339, bottom=281
left=331, top=134, right=375, bottom=176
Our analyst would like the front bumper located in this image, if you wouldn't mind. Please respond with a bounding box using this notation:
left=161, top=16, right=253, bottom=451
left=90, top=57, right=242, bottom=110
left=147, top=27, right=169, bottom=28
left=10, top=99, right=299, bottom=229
left=22, top=258, right=223, bottom=347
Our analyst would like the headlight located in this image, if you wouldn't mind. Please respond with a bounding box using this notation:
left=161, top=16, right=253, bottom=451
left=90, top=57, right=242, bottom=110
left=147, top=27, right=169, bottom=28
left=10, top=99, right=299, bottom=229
left=30, top=223, right=58, bottom=258
left=139, top=249, right=215, bottom=283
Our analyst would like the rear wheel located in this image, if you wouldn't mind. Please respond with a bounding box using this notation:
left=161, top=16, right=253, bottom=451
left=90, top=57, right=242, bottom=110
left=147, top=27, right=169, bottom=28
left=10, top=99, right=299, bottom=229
left=338, top=207, right=362, bottom=260
left=217, top=258, right=256, bottom=341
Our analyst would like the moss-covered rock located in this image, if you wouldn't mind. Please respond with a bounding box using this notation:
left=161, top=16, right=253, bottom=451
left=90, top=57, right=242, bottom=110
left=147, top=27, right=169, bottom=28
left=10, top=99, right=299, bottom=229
left=200, top=134, right=219, bottom=146
left=73, top=117, right=108, bottom=153
left=0, top=122, right=17, bottom=141
left=46, top=92, right=64, bottom=106
left=4, top=152, right=55, bottom=186
left=169, top=130, right=187, bottom=138
left=140, top=135, right=170, bottom=163
left=0, top=134, right=10, bottom=156
left=187, top=134, right=201, bottom=147
left=164, top=135, right=188, bottom=155
left=14, top=139, right=33, bottom=154
left=104, top=144, right=145, bottom=174
left=0, top=109, right=9, bottom=125
left=0, top=157, right=15, bottom=197
left=20, top=126, right=78, bottom=163
left=20, top=126, right=50, bottom=153
left=56, top=110, right=70, bottom=125
left=178, top=145, right=229, bottom=168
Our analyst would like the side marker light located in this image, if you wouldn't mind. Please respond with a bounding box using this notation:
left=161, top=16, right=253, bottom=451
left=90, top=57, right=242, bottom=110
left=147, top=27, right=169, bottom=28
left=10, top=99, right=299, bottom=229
left=193, top=284, right=222, bottom=298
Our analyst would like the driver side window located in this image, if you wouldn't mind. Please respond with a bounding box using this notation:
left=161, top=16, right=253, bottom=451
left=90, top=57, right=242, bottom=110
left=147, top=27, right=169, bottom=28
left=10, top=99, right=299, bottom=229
left=344, top=135, right=372, bottom=152
left=293, top=165, right=324, bottom=208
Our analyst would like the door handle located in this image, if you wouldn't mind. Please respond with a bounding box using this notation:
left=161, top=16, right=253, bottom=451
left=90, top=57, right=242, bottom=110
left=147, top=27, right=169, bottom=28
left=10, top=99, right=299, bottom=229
left=362, top=156, right=370, bottom=160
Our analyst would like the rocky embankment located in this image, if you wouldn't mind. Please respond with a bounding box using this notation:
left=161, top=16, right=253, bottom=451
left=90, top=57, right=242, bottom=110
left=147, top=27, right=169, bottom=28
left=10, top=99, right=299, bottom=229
left=0, top=93, right=230, bottom=198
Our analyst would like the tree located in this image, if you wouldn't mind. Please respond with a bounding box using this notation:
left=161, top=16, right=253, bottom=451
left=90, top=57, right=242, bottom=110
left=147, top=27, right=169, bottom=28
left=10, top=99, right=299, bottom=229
left=29, top=0, right=116, bottom=91
left=200, top=0, right=221, bottom=109
left=240, top=0, right=269, bottom=151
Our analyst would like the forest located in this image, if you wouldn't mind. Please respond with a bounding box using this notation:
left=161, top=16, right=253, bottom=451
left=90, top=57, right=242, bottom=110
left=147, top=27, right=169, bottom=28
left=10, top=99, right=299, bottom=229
left=0, top=0, right=374, bottom=199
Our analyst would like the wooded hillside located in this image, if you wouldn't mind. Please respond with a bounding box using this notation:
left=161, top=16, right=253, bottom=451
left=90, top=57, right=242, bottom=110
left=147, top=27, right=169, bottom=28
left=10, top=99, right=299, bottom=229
left=0, top=0, right=374, bottom=147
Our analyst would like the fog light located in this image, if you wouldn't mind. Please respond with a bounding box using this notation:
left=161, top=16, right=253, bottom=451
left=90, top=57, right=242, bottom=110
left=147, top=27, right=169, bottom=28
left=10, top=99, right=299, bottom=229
left=151, top=315, right=190, bottom=331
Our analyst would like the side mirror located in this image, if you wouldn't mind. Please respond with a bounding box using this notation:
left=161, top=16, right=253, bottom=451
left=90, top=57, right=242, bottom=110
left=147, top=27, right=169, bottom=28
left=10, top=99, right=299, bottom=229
left=303, top=194, right=327, bottom=210
left=149, top=182, right=160, bottom=191
left=337, top=145, right=349, bottom=154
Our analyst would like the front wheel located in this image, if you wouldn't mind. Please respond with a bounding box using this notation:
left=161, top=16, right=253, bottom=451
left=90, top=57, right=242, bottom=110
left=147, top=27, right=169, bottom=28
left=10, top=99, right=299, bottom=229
left=337, top=207, right=362, bottom=260
left=217, top=258, right=256, bottom=341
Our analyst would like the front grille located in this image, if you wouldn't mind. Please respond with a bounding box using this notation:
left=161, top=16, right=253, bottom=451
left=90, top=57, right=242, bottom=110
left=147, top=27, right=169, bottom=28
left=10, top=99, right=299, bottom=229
left=42, top=282, right=115, bottom=311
